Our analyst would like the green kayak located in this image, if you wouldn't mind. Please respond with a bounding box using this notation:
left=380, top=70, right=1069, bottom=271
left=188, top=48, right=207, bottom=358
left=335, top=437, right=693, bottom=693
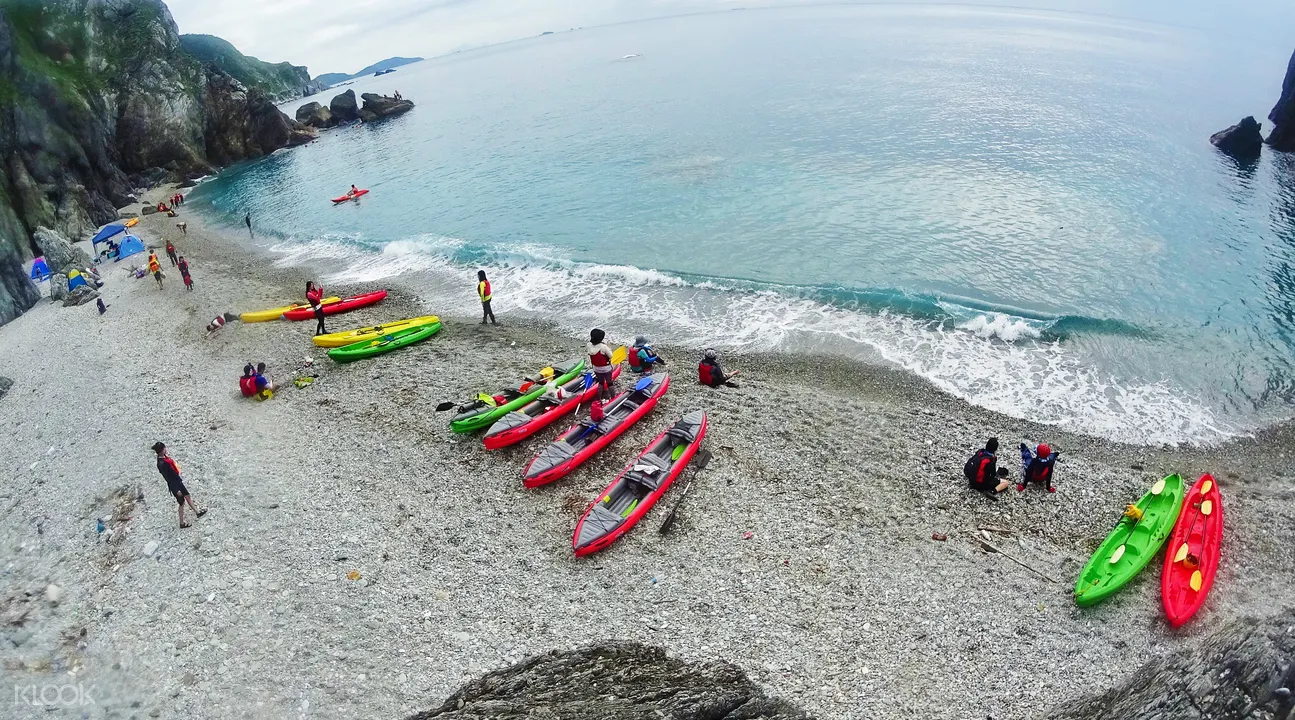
left=450, top=360, right=584, bottom=434
left=326, top=321, right=442, bottom=363
left=1074, top=474, right=1185, bottom=607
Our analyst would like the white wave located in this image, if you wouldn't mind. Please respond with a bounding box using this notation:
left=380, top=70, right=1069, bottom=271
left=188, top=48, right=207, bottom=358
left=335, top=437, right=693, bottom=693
left=957, top=313, right=1041, bottom=342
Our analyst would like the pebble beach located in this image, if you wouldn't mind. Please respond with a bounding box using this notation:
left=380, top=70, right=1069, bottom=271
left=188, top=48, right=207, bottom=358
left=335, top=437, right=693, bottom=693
left=1, top=191, right=1294, bottom=719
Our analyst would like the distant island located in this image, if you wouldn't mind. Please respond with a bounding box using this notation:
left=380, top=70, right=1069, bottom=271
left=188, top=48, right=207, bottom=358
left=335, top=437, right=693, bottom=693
left=314, top=57, right=424, bottom=89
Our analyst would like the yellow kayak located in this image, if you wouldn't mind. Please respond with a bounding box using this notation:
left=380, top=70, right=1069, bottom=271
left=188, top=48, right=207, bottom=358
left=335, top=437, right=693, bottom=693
left=312, top=315, right=441, bottom=347
left=123, top=217, right=139, bottom=228
left=240, top=297, right=341, bottom=323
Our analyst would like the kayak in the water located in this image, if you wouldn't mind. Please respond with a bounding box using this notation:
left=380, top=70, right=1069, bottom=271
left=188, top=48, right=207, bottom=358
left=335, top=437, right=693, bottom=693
left=312, top=315, right=440, bottom=347
left=327, top=321, right=442, bottom=362
left=1075, top=474, right=1185, bottom=607
left=281, top=290, right=387, bottom=320
left=573, top=409, right=707, bottom=557
left=482, top=365, right=623, bottom=450
left=449, top=361, right=585, bottom=434
left=332, top=188, right=369, bottom=203
left=523, top=373, right=670, bottom=488
left=1161, top=473, right=1223, bottom=627
left=240, top=297, right=341, bottom=323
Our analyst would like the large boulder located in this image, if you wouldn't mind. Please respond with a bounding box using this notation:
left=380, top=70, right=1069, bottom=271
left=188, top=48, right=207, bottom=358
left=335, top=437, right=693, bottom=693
left=1268, top=48, right=1295, bottom=151
left=329, top=90, right=359, bottom=123
left=358, top=93, right=414, bottom=123
left=1210, top=116, right=1264, bottom=160
left=294, top=101, right=333, bottom=128
left=406, top=641, right=806, bottom=720
left=63, top=285, right=98, bottom=307
left=1049, top=608, right=1295, bottom=720
left=33, top=226, right=91, bottom=274
left=0, top=376, right=11, bottom=402
left=49, top=274, right=69, bottom=302
left=203, top=72, right=313, bottom=165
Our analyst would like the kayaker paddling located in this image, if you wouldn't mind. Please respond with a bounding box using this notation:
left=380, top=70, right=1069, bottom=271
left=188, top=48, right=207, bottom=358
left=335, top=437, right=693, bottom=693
left=964, top=437, right=1011, bottom=494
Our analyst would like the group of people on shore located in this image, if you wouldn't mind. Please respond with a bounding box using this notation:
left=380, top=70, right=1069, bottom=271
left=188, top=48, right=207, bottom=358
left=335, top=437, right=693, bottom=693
left=146, top=243, right=192, bottom=291
left=964, top=437, right=1059, bottom=495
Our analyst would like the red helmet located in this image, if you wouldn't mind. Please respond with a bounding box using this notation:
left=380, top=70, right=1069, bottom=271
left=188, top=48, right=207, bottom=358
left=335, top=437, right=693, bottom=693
left=1037, top=443, right=1052, bottom=457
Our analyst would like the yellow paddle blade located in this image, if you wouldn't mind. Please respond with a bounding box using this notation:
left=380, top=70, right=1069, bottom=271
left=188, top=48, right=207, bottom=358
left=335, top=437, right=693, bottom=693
left=1189, top=570, right=1203, bottom=592
left=1200, top=478, right=1213, bottom=494
left=1151, top=477, right=1166, bottom=495
left=1174, top=542, right=1190, bottom=563
left=1201, top=499, right=1213, bottom=515
left=1109, top=545, right=1126, bottom=564
left=611, top=345, right=627, bottom=366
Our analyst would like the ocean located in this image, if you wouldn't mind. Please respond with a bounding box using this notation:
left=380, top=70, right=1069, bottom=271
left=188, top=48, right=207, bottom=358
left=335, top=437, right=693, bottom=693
left=189, top=5, right=1295, bottom=446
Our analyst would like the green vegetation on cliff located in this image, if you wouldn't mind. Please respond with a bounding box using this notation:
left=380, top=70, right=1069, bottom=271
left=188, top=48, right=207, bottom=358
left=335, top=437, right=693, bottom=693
left=180, top=34, right=318, bottom=101
left=314, top=56, right=423, bottom=88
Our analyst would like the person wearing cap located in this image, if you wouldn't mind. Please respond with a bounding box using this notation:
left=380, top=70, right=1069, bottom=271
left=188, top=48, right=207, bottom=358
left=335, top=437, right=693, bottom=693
left=151, top=442, right=207, bottom=528
left=964, top=437, right=1011, bottom=493
left=587, top=328, right=616, bottom=401
left=628, top=335, right=665, bottom=374
left=698, top=349, right=738, bottom=388
left=1018, top=442, right=1059, bottom=492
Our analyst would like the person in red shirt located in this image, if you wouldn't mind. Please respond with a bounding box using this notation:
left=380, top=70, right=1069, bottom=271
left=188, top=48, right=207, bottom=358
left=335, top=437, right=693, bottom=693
left=152, top=442, right=206, bottom=528
left=306, top=281, right=326, bottom=336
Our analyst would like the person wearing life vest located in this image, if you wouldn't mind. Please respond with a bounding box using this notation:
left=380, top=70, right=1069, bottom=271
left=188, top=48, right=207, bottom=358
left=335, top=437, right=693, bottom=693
left=165, top=240, right=178, bottom=267
left=477, top=270, right=496, bottom=325
left=178, top=256, right=192, bottom=291
left=587, top=328, right=616, bottom=401
left=148, top=252, right=163, bottom=289
left=239, top=364, right=258, bottom=398
left=628, top=335, right=665, bottom=374
left=1018, top=442, right=1058, bottom=493
left=306, top=281, right=326, bottom=336
left=964, top=437, right=1010, bottom=493
left=698, top=349, right=739, bottom=388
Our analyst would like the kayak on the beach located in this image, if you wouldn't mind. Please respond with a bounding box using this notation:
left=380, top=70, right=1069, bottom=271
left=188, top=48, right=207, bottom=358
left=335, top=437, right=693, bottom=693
left=311, top=315, right=440, bottom=347
left=240, top=297, right=341, bottom=323
left=572, top=409, right=707, bottom=557
left=326, top=321, right=442, bottom=363
left=1074, top=474, right=1185, bottom=607
left=332, top=188, right=369, bottom=203
left=1161, top=473, right=1223, bottom=627
left=448, top=360, right=585, bottom=434
left=282, top=290, right=387, bottom=320
left=483, top=365, right=624, bottom=450
left=523, top=373, right=670, bottom=489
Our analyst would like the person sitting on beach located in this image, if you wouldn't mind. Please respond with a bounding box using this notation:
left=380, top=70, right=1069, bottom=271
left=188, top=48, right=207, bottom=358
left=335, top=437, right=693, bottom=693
left=698, top=349, right=739, bottom=388
left=253, top=362, right=276, bottom=400
left=178, top=256, right=192, bottom=291
left=239, top=364, right=258, bottom=398
left=587, top=329, right=616, bottom=400
left=1018, top=443, right=1058, bottom=493
left=147, top=252, right=163, bottom=289
left=965, top=437, right=1011, bottom=493
left=628, top=336, right=665, bottom=374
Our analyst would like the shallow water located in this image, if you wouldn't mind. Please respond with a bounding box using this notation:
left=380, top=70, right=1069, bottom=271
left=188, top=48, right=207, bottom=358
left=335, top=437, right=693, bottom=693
left=190, top=5, right=1295, bottom=445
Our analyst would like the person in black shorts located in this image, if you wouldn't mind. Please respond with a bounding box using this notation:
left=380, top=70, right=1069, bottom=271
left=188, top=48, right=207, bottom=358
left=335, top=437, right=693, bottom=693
left=152, top=442, right=207, bottom=528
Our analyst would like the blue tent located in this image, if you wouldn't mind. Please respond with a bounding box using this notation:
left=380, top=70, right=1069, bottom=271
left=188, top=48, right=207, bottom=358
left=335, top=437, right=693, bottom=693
left=29, top=256, right=49, bottom=281
left=67, top=269, right=88, bottom=292
left=91, top=223, right=126, bottom=247
left=115, top=235, right=145, bottom=261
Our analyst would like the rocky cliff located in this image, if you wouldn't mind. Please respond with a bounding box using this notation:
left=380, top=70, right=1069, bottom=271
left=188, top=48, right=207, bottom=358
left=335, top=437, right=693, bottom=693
left=1269, top=49, right=1295, bottom=151
left=0, top=0, right=313, bottom=326
left=180, top=34, right=323, bottom=102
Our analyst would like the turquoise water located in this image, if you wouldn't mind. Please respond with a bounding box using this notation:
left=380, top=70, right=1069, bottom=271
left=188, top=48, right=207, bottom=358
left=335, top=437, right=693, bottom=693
left=191, top=5, right=1295, bottom=445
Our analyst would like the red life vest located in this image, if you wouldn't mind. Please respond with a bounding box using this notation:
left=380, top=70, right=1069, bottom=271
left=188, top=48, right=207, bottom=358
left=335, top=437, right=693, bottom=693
left=628, top=346, right=645, bottom=371
left=306, top=287, right=323, bottom=306
left=1026, top=458, right=1054, bottom=486
left=589, top=348, right=611, bottom=368
left=698, top=361, right=715, bottom=386
left=239, top=375, right=257, bottom=398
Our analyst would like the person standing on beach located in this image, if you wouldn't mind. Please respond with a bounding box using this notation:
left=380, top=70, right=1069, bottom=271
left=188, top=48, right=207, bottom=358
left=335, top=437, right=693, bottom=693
left=306, top=281, right=327, bottom=336
left=178, top=256, right=192, bottom=291
left=152, top=442, right=207, bottom=529
left=165, top=240, right=178, bottom=267
left=244, top=212, right=253, bottom=238
left=148, top=251, right=163, bottom=289
left=587, top=329, right=616, bottom=401
left=477, top=270, right=496, bottom=325
left=965, top=437, right=1011, bottom=494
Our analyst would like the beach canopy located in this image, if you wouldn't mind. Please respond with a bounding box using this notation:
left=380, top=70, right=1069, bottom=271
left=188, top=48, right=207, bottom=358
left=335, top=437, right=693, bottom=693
left=116, top=234, right=145, bottom=261
left=29, top=256, right=49, bottom=281
left=67, top=269, right=87, bottom=292
left=91, top=223, right=127, bottom=246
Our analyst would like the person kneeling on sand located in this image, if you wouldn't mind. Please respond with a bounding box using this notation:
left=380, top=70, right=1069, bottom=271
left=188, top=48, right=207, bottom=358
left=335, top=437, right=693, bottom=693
left=1018, top=442, right=1058, bottom=493
left=629, top=336, right=665, bottom=374
left=152, top=442, right=207, bottom=529
left=965, top=437, right=1011, bottom=494
left=698, top=349, right=739, bottom=388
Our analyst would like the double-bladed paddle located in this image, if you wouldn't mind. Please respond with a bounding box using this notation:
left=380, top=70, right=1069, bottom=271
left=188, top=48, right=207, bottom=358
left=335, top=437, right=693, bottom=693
left=658, top=449, right=712, bottom=534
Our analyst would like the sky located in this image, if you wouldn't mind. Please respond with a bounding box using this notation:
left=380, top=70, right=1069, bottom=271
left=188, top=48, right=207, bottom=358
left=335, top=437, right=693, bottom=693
left=166, top=0, right=1295, bottom=78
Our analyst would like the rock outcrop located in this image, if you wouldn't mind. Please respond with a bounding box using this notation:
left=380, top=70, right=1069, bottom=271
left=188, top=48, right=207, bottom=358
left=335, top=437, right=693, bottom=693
left=1269, top=49, right=1295, bottom=151
left=180, top=33, right=322, bottom=102
left=406, top=642, right=807, bottom=720
left=358, top=93, right=415, bottom=122
left=33, top=227, right=91, bottom=274
left=202, top=71, right=313, bottom=166
left=329, top=90, right=360, bottom=123
left=1049, top=608, right=1295, bottom=720
left=0, top=376, right=11, bottom=402
left=295, top=102, right=333, bottom=128
left=1210, top=116, right=1264, bottom=160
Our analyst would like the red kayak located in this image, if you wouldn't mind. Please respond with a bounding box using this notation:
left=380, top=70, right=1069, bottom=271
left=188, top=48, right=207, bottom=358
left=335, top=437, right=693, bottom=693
left=522, top=373, right=669, bottom=488
left=332, top=189, right=369, bottom=203
left=1161, top=473, right=1223, bottom=628
left=282, top=290, right=387, bottom=320
left=483, top=366, right=623, bottom=451
left=573, top=410, right=707, bottom=557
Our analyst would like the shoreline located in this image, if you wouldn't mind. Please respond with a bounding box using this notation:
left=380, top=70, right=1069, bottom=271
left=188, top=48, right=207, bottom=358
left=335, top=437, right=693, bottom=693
left=0, top=187, right=1291, bottom=719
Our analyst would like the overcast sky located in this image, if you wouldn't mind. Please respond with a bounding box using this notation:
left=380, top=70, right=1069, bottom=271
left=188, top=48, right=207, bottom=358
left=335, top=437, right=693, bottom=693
left=166, top=0, right=1294, bottom=77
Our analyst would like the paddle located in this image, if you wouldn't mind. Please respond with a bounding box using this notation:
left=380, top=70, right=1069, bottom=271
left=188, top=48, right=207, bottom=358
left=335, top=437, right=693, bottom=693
left=1108, top=476, right=1167, bottom=565
left=657, top=449, right=713, bottom=534
left=1171, top=477, right=1215, bottom=591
